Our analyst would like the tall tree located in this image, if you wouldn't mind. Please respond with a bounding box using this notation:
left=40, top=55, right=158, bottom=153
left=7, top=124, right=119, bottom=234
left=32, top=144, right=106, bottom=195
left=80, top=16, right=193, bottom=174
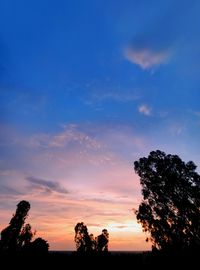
left=134, top=150, right=200, bottom=252
left=0, top=200, right=30, bottom=251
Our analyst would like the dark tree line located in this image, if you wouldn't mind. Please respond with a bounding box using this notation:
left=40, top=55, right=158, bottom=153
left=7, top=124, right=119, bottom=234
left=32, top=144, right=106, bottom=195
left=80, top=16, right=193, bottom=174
left=134, top=150, right=200, bottom=254
left=0, top=200, right=49, bottom=254
left=74, top=222, right=109, bottom=253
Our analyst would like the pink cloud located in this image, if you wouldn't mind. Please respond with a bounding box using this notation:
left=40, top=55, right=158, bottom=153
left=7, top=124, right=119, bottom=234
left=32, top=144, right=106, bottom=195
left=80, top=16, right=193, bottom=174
left=124, top=47, right=170, bottom=70
left=138, top=104, right=152, bottom=116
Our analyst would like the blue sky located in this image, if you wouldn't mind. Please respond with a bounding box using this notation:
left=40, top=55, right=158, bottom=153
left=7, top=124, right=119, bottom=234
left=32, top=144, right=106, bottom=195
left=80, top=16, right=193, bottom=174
left=0, top=0, right=200, bottom=250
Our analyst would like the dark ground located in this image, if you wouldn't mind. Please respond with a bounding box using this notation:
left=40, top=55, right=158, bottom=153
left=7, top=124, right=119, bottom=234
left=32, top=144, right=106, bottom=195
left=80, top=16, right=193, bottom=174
left=0, top=251, right=198, bottom=269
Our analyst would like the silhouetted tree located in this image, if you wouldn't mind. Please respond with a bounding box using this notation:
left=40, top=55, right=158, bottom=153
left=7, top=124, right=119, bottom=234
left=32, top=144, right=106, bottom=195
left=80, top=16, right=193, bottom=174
left=27, top=237, right=49, bottom=254
left=74, top=222, right=92, bottom=252
left=96, top=229, right=109, bottom=252
left=134, top=150, right=200, bottom=252
left=0, top=200, right=30, bottom=251
left=0, top=201, right=49, bottom=255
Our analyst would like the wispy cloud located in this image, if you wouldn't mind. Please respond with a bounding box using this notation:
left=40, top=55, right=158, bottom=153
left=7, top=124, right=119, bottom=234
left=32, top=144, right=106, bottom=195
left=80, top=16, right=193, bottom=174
left=169, top=122, right=186, bottom=136
left=83, top=79, right=141, bottom=105
left=27, top=124, right=101, bottom=150
left=91, top=89, right=140, bottom=103
left=138, top=104, right=152, bottom=116
left=26, top=176, right=69, bottom=194
left=124, top=46, right=170, bottom=70
left=0, top=184, right=22, bottom=196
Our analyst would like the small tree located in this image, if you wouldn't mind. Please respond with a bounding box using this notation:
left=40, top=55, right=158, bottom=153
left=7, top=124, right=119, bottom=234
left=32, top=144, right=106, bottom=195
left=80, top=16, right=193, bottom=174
left=28, top=237, right=49, bottom=254
left=96, top=229, right=109, bottom=252
left=74, top=222, right=92, bottom=252
left=134, top=150, right=200, bottom=252
left=74, top=223, right=110, bottom=253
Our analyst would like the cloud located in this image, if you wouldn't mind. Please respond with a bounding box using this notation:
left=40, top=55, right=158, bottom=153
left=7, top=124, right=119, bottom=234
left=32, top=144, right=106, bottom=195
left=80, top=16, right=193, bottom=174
left=169, top=122, right=186, bottom=136
left=0, top=184, right=22, bottom=196
left=27, top=124, right=101, bottom=150
left=116, top=225, right=127, bottom=229
left=91, top=89, right=140, bottom=103
left=26, top=176, right=69, bottom=194
left=138, top=104, right=152, bottom=116
left=122, top=2, right=199, bottom=73
left=124, top=46, right=169, bottom=70
left=82, top=78, right=142, bottom=105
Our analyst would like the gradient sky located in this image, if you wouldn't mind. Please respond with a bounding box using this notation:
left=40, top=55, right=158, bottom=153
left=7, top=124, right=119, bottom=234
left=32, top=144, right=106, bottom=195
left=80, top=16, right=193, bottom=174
left=0, top=0, right=200, bottom=251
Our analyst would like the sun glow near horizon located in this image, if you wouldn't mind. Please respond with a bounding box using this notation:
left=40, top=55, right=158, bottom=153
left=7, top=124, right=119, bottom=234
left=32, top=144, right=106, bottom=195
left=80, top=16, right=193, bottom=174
left=32, top=218, right=151, bottom=251
left=105, top=220, right=142, bottom=233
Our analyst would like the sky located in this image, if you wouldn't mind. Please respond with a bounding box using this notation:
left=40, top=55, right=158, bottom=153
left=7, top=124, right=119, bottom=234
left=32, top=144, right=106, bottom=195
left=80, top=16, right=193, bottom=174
left=0, top=0, right=200, bottom=251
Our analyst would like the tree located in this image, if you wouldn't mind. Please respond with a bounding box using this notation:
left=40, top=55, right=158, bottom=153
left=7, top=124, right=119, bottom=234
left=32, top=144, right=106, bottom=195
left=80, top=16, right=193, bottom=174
left=27, top=237, right=49, bottom=254
left=74, top=223, right=110, bottom=253
left=0, top=201, right=49, bottom=254
left=0, top=200, right=30, bottom=251
left=134, top=150, right=200, bottom=252
left=96, top=229, right=109, bottom=252
left=74, top=222, right=92, bottom=252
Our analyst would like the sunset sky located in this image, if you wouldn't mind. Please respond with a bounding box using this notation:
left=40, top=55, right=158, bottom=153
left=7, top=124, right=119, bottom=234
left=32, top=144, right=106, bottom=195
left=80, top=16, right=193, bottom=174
left=1, top=0, right=200, bottom=251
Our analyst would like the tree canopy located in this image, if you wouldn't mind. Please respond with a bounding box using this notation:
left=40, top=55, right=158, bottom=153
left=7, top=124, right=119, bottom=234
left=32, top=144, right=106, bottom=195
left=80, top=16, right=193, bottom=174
left=74, top=222, right=109, bottom=253
left=134, top=150, right=200, bottom=252
left=0, top=200, right=30, bottom=251
left=74, top=222, right=93, bottom=252
left=0, top=200, right=49, bottom=254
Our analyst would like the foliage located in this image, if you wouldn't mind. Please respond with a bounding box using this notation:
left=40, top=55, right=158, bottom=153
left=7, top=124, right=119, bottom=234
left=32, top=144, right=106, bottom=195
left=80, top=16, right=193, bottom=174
left=96, top=229, right=109, bottom=252
left=19, top=223, right=34, bottom=247
left=0, top=200, right=49, bottom=254
left=0, top=200, right=30, bottom=251
left=74, top=223, right=109, bottom=252
left=134, top=150, right=200, bottom=252
left=27, top=237, right=49, bottom=254
left=74, top=222, right=92, bottom=252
